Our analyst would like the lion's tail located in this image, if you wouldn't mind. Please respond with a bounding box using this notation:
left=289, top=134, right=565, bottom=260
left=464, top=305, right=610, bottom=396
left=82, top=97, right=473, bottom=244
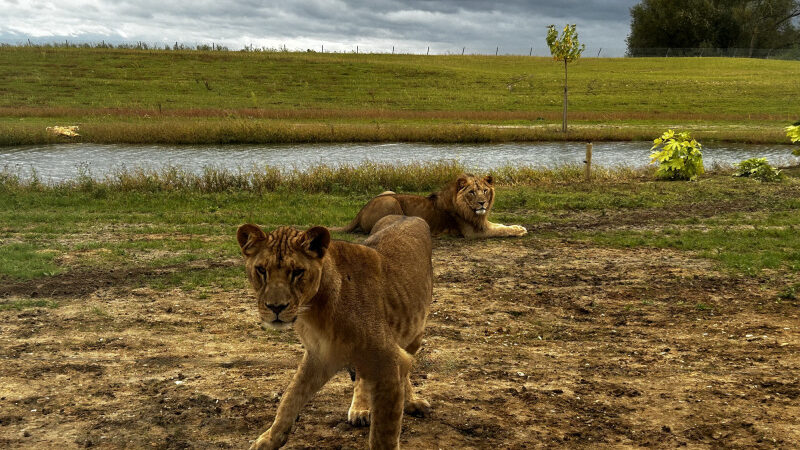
left=330, top=191, right=395, bottom=233
left=330, top=212, right=362, bottom=233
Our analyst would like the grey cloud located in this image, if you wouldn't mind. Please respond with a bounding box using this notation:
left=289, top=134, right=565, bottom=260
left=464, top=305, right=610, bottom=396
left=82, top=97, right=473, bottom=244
left=0, top=0, right=638, bottom=55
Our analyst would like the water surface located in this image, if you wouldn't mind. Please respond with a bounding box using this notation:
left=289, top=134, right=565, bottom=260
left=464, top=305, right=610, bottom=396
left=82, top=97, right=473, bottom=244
left=1, top=142, right=797, bottom=182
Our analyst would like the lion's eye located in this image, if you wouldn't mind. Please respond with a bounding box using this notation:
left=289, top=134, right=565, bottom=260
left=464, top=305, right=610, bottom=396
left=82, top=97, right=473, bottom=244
left=483, top=189, right=488, bottom=194
left=291, top=268, right=305, bottom=281
left=255, top=266, right=267, bottom=277
left=469, top=190, right=475, bottom=196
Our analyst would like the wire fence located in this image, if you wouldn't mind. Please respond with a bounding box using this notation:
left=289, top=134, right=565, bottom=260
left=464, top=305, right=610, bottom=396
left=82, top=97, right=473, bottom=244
left=628, top=47, right=800, bottom=59
left=2, top=40, right=799, bottom=59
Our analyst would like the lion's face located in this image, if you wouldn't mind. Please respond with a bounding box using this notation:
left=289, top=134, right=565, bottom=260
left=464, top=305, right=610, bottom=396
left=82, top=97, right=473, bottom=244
left=237, top=224, right=330, bottom=330
left=455, top=174, right=495, bottom=218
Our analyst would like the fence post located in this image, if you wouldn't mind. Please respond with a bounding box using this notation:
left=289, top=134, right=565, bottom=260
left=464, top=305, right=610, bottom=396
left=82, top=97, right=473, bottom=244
left=666, top=48, right=670, bottom=57
left=462, top=47, right=465, bottom=55
left=585, top=143, right=593, bottom=181
left=496, top=46, right=499, bottom=56
left=392, top=46, right=395, bottom=54
left=356, top=45, right=359, bottom=54
left=529, top=47, right=533, bottom=56
left=427, top=46, right=429, bottom=55
left=597, top=48, right=602, bottom=57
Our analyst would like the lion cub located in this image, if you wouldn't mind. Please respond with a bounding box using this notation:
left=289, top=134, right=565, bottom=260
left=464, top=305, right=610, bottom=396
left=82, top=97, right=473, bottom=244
left=237, top=215, right=433, bottom=450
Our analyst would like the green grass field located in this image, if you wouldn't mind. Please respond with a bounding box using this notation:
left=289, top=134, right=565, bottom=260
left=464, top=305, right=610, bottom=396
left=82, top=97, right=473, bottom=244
left=1, top=46, right=798, bottom=144
left=2, top=164, right=800, bottom=288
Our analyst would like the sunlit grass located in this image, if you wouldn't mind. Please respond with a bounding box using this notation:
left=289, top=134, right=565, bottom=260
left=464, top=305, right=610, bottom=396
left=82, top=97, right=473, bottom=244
left=0, top=299, right=60, bottom=311
left=0, top=47, right=797, bottom=144
left=2, top=163, right=798, bottom=286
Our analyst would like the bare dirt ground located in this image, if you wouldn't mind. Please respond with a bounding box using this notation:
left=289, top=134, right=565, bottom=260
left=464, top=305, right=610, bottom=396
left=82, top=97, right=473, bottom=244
left=2, top=237, right=799, bottom=449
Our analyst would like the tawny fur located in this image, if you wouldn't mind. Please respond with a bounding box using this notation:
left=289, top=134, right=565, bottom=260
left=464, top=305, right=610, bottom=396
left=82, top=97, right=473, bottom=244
left=237, top=216, right=433, bottom=450
left=342, top=173, right=527, bottom=238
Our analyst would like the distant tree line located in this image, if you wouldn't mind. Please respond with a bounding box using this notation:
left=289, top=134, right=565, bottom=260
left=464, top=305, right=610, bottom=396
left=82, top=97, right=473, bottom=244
left=627, top=0, right=800, bottom=56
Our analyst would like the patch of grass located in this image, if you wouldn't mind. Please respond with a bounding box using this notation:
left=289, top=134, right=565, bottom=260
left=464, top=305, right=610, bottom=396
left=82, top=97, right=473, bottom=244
left=1, top=47, right=797, bottom=116
left=1, top=161, right=651, bottom=195
left=0, top=299, right=59, bottom=311
left=585, top=219, right=800, bottom=274
left=778, top=284, right=799, bottom=300
left=2, top=165, right=798, bottom=289
left=0, top=243, right=63, bottom=279
left=147, top=265, right=245, bottom=291
left=0, top=119, right=791, bottom=145
left=0, top=47, right=797, bottom=144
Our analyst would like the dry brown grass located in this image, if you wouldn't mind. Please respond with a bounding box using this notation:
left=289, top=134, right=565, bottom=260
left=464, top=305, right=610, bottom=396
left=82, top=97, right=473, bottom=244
left=0, top=106, right=788, bottom=122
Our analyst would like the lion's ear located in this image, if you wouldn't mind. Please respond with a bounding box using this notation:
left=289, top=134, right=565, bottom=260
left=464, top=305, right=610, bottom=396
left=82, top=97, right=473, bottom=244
left=484, top=175, right=494, bottom=186
left=300, top=226, right=330, bottom=259
left=237, top=224, right=266, bottom=257
left=456, top=174, right=470, bottom=190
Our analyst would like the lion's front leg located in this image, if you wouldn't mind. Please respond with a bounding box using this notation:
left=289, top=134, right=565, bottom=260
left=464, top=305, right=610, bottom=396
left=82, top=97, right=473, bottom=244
left=250, top=353, right=335, bottom=450
left=463, top=221, right=528, bottom=238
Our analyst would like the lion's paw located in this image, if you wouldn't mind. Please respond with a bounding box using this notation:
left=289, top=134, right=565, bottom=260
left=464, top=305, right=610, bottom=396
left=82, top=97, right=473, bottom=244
left=404, top=398, right=431, bottom=418
left=347, top=407, right=371, bottom=427
left=510, top=225, right=528, bottom=236
left=249, top=427, right=285, bottom=450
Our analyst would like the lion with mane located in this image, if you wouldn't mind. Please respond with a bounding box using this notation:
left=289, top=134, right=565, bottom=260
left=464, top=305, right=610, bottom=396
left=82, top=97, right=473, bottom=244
left=342, top=173, right=527, bottom=238
left=237, top=215, right=433, bottom=450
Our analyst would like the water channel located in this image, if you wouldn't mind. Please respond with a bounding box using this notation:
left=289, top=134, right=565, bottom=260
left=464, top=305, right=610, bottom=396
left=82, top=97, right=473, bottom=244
left=1, top=142, right=797, bottom=182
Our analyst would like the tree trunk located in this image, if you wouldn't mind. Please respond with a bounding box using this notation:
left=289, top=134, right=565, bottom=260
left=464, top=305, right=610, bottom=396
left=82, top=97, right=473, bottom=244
left=748, top=25, right=758, bottom=58
left=563, top=58, right=568, bottom=133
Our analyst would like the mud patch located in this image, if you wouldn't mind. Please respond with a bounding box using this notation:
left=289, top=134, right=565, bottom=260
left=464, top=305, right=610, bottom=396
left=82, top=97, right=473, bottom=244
left=0, top=259, right=237, bottom=299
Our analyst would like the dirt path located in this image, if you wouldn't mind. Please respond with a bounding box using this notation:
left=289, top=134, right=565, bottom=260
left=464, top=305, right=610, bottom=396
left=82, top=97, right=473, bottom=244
left=1, top=238, right=798, bottom=449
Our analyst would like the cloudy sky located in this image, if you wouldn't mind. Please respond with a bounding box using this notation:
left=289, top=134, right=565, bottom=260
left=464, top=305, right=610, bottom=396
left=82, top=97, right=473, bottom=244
left=0, top=1, right=639, bottom=56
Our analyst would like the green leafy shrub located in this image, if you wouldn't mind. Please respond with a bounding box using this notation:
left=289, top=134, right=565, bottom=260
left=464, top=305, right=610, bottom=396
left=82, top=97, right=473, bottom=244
left=787, top=121, right=800, bottom=156
left=650, top=130, right=704, bottom=181
left=733, top=158, right=783, bottom=182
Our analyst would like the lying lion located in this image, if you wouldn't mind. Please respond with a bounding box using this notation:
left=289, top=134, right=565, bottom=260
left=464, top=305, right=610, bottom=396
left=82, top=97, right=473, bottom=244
left=342, top=173, right=527, bottom=238
left=237, top=215, right=433, bottom=450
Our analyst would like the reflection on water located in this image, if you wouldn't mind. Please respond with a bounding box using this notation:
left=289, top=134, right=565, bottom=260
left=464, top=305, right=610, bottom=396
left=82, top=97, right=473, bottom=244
left=1, top=141, right=798, bottom=182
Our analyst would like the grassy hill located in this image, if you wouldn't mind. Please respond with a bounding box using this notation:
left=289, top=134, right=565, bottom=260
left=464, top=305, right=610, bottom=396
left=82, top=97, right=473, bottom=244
left=1, top=46, right=798, bottom=144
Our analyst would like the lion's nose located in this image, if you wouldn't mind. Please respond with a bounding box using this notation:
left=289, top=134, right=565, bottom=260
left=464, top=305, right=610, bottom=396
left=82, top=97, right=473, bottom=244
left=478, top=201, right=486, bottom=206
left=267, top=304, right=288, bottom=315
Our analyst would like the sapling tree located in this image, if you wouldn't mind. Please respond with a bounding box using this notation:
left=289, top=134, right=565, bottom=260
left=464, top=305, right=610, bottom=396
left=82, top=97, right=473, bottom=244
left=733, top=157, right=783, bottom=182
left=787, top=120, right=800, bottom=156
left=650, top=130, right=705, bottom=181
left=546, top=24, right=585, bottom=133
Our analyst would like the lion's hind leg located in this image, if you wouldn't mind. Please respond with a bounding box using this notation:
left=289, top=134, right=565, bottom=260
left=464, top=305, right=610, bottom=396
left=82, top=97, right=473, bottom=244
left=359, top=196, right=403, bottom=234
left=348, top=371, right=372, bottom=427
left=363, top=347, right=407, bottom=450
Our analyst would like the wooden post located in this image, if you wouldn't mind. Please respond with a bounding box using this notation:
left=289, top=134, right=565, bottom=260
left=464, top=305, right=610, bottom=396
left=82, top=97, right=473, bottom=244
left=562, top=58, right=568, bottom=133
left=427, top=46, right=429, bottom=55
left=585, top=143, right=593, bottom=181
left=529, top=47, right=533, bottom=56
left=462, top=47, right=465, bottom=55
left=496, top=46, right=499, bottom=56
